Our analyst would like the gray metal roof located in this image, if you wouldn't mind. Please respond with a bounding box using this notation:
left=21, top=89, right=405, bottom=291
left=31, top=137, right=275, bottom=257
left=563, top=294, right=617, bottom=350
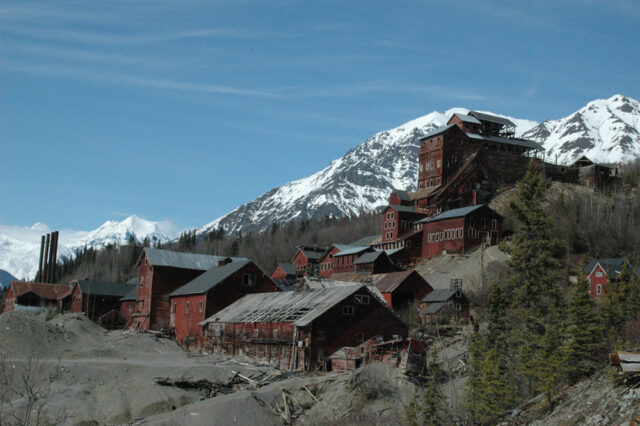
left=120, top=286, right=138, bottom=301
left=333, top=246, right=372, bottom=257
left=126, top=277, right=137, bottom=285
left=277, top=263, right=297, bottom=276
left=469, top=111, right=515, bottom=127
left=466, top=132, right=543, bottom=150
left=583, top=258, right=630, bottom=279
left=200, top=286, right=372, bottom=327
left=419, top=124, right=457, bottom=140
left=297, top=246, right=326, bottom=261
left=451, top=113, right=481, bottom=125
left=422, top=288, right=458, bottom=302
left=420, top=302, right=448, bottom=315
left=388, top=204, right=420, bottom=213
left=170, top=259, right=254, bottom=297
left=353, top=251, right=385, bottom=265
left=76, top=280, right=136, bottom=297
left=348, top=235, right=379, bottom=247
left=393, top=189, right=412, bottom=201
left=144, top=247, right=242, bottom=271
left=414, top=204, right=485, bottom=224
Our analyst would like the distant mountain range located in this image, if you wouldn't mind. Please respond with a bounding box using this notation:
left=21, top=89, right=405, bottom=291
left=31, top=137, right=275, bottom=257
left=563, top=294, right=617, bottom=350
left=0, top=216, right=176, bottom=280
left=0, top=269, right=17, bottom=289
left=200, top=95, right=640, bottom=236
left=3, top=95, right=639, bottom=280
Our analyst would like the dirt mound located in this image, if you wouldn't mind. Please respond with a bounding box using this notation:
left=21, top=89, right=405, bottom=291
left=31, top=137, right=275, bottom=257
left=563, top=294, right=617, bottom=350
left=0, top=310, right=75, bottom=356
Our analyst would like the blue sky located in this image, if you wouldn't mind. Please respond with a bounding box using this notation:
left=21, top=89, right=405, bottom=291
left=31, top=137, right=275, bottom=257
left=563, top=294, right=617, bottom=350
left=1, top=0, right=639, bottom=232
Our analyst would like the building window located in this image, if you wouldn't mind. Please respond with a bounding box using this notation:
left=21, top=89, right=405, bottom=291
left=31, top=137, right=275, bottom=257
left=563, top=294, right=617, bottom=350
left=343, top=306, right=354, bottom=315
left=172, top=303, right=176, bottom=313
left=481, top=218, right=486, bottom=229
left=243, top=274, right=256, bottom=286
left=596, top=284, right=602, bottom=295
left=595, top=271, right=603, bottom=278
left=273, top=329, right=279, bottom=339
left=427, top=233, right=432, bottom=243
left=437, top=160, right=441, bottom=168
left=456, top=303, right=462, bottom=311
left=456, top=290, right=461, bottom=298
left=470, top=217, right=475, bottom=228
left=199, top=301, right=203, bottom=312
left=356, top=333, right=365, bottom=343
left=185, top=301, right=190, bottom=314
left=492, top=219, right=497, bottom=230
left=355, top=295, right=370, bottom=305
left=253, top=329, right=259, bottom=338
left=128, top=306, right=132, bottom=315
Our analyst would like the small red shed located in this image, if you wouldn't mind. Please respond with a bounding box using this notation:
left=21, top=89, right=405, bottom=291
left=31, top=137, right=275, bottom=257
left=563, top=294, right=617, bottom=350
left=583, top=258, right=632, bottom=298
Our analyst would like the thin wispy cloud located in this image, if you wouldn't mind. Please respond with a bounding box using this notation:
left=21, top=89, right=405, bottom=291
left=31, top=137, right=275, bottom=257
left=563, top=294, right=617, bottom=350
left=2, top=25, right=267, bottom=46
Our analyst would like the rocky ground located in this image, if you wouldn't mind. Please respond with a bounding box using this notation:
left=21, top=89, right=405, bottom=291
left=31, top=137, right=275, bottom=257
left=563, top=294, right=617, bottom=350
left=0, top=311, right=422, bottom=425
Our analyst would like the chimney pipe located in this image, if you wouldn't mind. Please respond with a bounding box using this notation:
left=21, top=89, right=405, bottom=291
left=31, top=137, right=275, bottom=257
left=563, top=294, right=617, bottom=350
left=37, top=235, right=45, bottom=282
left=50, top=231, right=59, bottom=283
left=42, top=233, right=51, bottom=283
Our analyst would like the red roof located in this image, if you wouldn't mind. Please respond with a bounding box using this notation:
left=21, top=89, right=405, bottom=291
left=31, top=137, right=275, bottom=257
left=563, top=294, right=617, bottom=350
left=9, top=281, right=74, bottom=301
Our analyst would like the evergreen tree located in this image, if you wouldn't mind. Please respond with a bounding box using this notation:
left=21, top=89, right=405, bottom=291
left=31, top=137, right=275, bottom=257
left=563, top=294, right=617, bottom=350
left=465, top=282, right=515, bottom=423
left=504, top=160, right=566, bottom=401
left=404, top=346, right=445, bottom=425
left=564, top=269, right=604, bottom=384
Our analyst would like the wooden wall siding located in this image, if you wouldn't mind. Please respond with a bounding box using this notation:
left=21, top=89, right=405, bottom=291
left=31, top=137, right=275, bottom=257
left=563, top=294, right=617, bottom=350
left=171, top=263, right=279, bottom=348
left=120, top=300, right=134, bottom=322
left=587, top=264, right=609, bottom=298
left=421, top=296, right=470, bottom=324
left=319, top=247, right=340, bottom=278
left=132, top=254, right=208, bottom=331
left=2, top=287, right=15, bottom=313
left=149, top=266, right=209, bottom=330
left=271, top=265, right=290, bottom=279
left=386, top=273, right=433, bottom=310
left=420, top=207, right=502, bottom=259
left=71, top=285, right=83, bottom=313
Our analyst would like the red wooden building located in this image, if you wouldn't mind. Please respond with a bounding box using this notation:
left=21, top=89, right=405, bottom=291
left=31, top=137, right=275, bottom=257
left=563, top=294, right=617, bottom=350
left=200, top=286, right=408, bottom=371
left=120, top=284, right=137, bottom=324
left=415, top=204, right=502, bottom=259
left=3, top=281, right=74, bottom=314
left=372, top=270, right=433, bottom=311
left=292, top=246, right=326, bottom=277
left=332, top=246, right=376, bottom=274
left=353, top=251, right=400, bottom=275
left=318, top=244, right=353, bottom=278
left=271, top=263, right=296, bottom=280
left=70, top=280, right=135, bottom=329
left=130, top=247, right=245, bottom=331
left=583, top=258, right=632, bottom=298
left=169, top=260, right=279, bottom=348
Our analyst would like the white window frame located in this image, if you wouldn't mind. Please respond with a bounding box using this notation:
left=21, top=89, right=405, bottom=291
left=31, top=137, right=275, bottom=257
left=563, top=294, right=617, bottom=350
left=273, top=329, right=279, bottom=339
left=185, top=301, right=190, bottom=314
left=343, top=305, right=354, bottom=316
left=596, top=284, right=602, bottom=295
left=595, top=271, right=603, bottom=278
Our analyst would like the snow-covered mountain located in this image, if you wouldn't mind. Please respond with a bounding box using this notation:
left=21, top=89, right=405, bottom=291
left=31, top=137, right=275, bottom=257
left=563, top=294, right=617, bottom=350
left=523, top=95, right=640, bottom=165
left=200, top=108, right=537, bottom=236
left=0, top=216, right=176, bottom=280
left=201, top=95, right=640, bottom=236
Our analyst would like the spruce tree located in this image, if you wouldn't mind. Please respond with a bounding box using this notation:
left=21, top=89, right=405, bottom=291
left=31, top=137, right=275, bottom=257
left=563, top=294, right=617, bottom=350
left=564, top=269, right=604, bottom=384
left=505, top=160, right=566, bottom=400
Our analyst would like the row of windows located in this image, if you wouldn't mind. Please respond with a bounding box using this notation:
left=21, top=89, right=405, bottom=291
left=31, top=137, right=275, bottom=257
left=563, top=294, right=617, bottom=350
left=172, top=300, right=204, bottom=314
left=384, top=231, right=394, bottom=240
left=383, top=221, right=395, bottom=230
left=385, top=211, right=395, bottom=220
left=427, top=228, right=464, bottom=242
left=419, top=177, right=441, bottom=188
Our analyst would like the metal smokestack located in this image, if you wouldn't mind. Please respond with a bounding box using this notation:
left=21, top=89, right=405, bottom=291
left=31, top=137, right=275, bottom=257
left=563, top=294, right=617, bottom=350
left=42, top=233, right=51, bottom=283
left=37, top=235, right=45, bottom=282
left=50, top=231, right=59, bottom=283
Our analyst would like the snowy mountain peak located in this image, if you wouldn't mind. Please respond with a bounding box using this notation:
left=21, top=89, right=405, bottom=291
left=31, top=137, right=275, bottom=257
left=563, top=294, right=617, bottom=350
left=0, top=216, right=177, bottom=280
left=523, top=94, right=640, bottom=165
